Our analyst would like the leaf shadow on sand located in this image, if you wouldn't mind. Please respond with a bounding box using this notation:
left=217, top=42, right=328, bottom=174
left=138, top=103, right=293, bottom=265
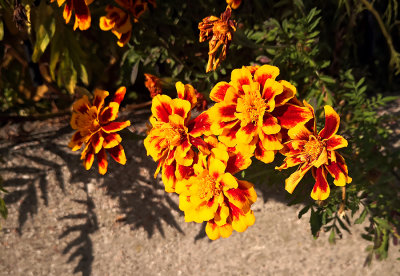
left=101, top=136, right=184, bottom=238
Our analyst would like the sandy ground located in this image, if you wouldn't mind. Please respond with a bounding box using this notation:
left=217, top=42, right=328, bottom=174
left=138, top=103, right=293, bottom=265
left=0, top=111, right=399, bottom=276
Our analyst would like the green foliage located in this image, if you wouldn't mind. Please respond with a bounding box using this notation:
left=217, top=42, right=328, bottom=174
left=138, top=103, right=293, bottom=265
left=0, top=0, right=399, bottom=263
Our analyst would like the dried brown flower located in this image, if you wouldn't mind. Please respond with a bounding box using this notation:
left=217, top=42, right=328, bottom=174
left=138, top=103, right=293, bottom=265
left=144, top=73, right=163, bottom=98
left=198, top=6, right=236, bottom=72
left=13, top=1, right=29, bottom=31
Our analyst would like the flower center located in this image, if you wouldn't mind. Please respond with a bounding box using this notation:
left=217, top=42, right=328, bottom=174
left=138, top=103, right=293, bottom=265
left=304, top=136, right=325, bottom=161
left=163, top=124, right=183, bottom=147
left=77, top=109, right=100, bottom=134
left=244, top=93, right=267, bottom=125
left=198, top=174, right=220, bottom=201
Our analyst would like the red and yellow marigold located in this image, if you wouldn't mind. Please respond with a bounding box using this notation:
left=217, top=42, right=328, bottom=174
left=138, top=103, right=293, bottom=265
left=143, top=82, right=211, bottom=192
left=207, top=65, right=313, bottom=164
left=276, top=101, right=352, bottom=200
left=69, top=87, right=131, bottom=174
left=51, top=0, right=93, bottom=31
left=100, top=0, right=155, bottom=47
left=175, top=146, right=257, bottom=240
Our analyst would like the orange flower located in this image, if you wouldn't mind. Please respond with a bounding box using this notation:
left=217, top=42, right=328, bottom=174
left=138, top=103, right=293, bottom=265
left=276, top=101, right=352, bottom=200
left=51, top=0, right=93, bottom=31
left=198, top=6, right=237, bottom=72
left=207, top=65, right=313, bottom=164
left=144, top=73, right=162, bottom=98
left=100, top=0, right=154, bottom=47
left=69, top=87, right=131, bottom=174
left=175, top=146, right=256, bottom=240
left=226, top=0, right=242, bottom=9
left=144, top=82, right=211, bottom=192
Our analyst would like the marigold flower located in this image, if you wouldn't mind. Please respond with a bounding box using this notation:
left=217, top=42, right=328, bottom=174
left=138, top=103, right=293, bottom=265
left=51, top=0, right=93, bottom=31
left=226, top=0, right=242, bottom=9
left=144, top=82, right=211, bottom=192
left=198, top=6, right=237, bottom=72
left=100, top=0, right=153, bottom=47
left=276, top=101, right=352, bottom=200
left=144, top=73, right=162, bottom=98
left=175, top=146, right=257, bottom=240
left=207, top=65, right=313, bottom=164
left=69, top=87, right=131, bottom=174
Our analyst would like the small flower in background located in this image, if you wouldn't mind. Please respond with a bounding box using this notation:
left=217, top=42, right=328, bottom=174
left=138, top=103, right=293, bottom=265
left=51, top=0, right=93, bottom=31
left=276, top=101, right=352, bottom=200
left=226, top=0, right=242, bottom=9
left=99, top=0, right=155, bottom=47
left=207, top=65, right=313, bottom=164
left=144, top=73, right=163, bottom=98
left=198, top=6, right=237, bottom=72
left=69, top=87, right=131, bottom=174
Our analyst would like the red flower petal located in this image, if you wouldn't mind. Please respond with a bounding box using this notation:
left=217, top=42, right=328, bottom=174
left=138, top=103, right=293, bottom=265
left=327, top=135, right=348, bottom=151
left=102, top=120, right=131, bottom=133
left=273, top=104, right=313, bottom=129
left=92, top=89, right=109, bottom=110
left=103, top=132, right=122, bottom=149
left=97, top=147, right=108, bottom=175
left=72, top=0, right=91, bottom=31
left=311, top=167, right=330, bottom=200
left=107, top=144, right=127, bottom=165
left=188, top=111, right=212, bottom=137
left=152, top=95, right=173, bottom=123
left=210, top=82, right=233, bottom=102
left=112, top=86, right=126, bottom=105
left=319, top=106, right=340, bottom=140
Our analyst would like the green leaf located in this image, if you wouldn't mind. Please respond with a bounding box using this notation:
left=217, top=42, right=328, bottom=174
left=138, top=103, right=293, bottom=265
left=0, top=198, right=7, bottom=219
left=0, top=19, right=4, bottom=41
left=355, top=208, right=368, bottom=224
left=298, top=205, right=310, bottom=219
left=328, top=228, right=336, bottom=244
left=310, top=208, right=322, bottom=237
left=32, top=2, right=55, bottom=62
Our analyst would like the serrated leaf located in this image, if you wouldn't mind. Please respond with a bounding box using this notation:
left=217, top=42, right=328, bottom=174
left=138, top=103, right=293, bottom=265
left=298, top=205, right=310, bottom=219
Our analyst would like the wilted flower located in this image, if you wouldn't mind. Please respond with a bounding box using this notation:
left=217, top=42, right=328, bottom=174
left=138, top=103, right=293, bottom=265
left=198, top=6, right=237, bottom=72
left=144, top=73, right=162, bottom=98
left=51, top=0, right=93, bottom=31
left=276, top=101, right=352, bottom=200
left=69, top=87, right=131, bottom=174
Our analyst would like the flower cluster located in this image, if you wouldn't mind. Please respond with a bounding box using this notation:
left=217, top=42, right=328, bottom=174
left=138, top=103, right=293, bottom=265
left=199, top=6, right=237, bottom=72
left=144, top=81, right=257, bottom=239
left=144, top=64, right=351, bottom=240
left=69, top=87, right=131, bottom=174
